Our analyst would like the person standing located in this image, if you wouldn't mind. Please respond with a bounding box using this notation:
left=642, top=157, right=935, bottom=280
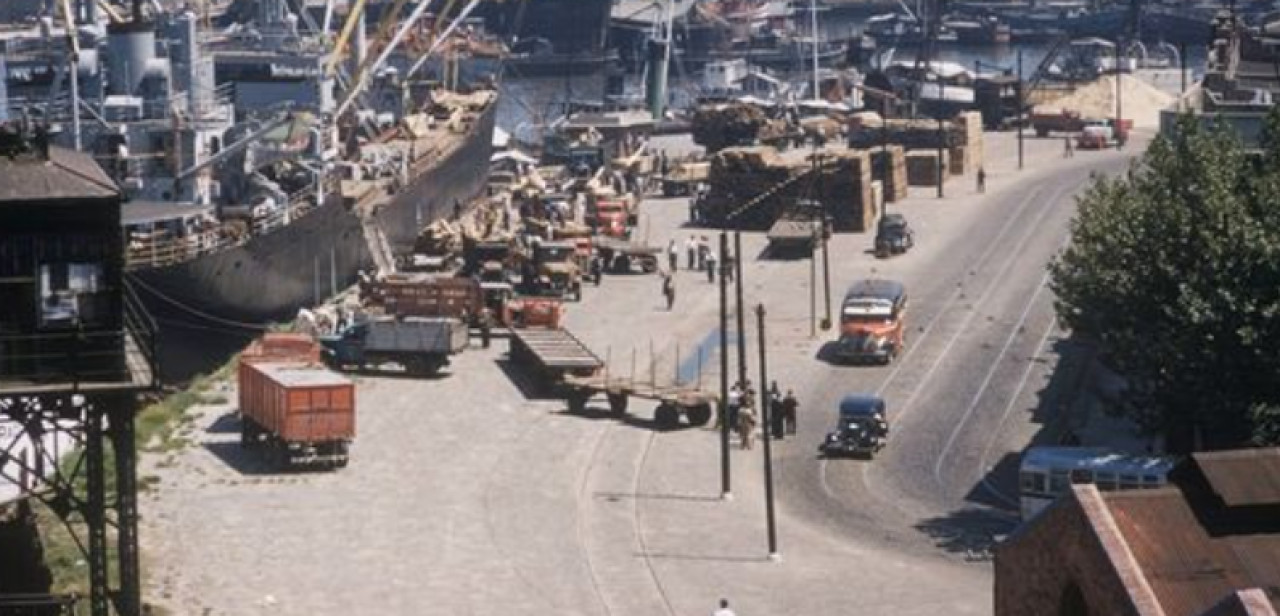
left=662, top=274, right=676, bottom=311
left=705, top=248, right=718, bottom=284
left=668, top=239, right=679, bottom=272
left=591, top=254, right=604, bottom=287
left=1064, top=135, right=1074, bottom=158
left=977, top=167, right=987, bottom=194
left=769, top=382, right=785, bottom=439
left=696, top=236, right=708, bottom=270
left=727, top=382, right=742, bottom=430
left=713, top=599, right=736, bottom=616
left=782, top=390, right=799, bottom=435
left=686, top=235, right=697, bottom=270
left=479, top=309, right=492, bottom=349
left=738, top=405, right=757, bottom=450
left=723, top=250, right=735, bottom=283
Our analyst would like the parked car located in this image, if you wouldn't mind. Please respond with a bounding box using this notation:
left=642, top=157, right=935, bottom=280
left=874, top=213, right=914, bottom=258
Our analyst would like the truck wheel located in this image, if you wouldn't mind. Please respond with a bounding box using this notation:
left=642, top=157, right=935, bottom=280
left=607, top=392, right=629, bottom=415
left=655, top=403, right=680, bottom=429
left=567, top=391, right=590, bottom=414
left=641, top=258, right=657, bottom=273
left=240, top=418, right=259, bottom=448
left=684, top=403, right=712, bottom=426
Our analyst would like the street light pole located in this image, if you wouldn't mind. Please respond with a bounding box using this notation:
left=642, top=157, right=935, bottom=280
left=1017, top=49, right=1024, bottom=170
left=719, top=232, right=731, bottom=499
left=734, top=231, right=747, bottom=388
left=755, top=303, right=779, bottom=560
left=936, top=116, right=945, bottom=199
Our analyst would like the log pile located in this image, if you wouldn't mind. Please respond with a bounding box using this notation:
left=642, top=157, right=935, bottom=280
left=702, top=146, right=876, bottom=232
left=691, top=104, right=789, bottom=153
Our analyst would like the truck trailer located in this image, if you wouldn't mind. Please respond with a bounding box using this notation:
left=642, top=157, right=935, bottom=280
left=238, top=361, right=355, bottom=469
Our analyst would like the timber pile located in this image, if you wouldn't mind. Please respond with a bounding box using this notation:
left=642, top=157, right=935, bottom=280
left=691, top=104, right=789, bottom=153
left=703, top=146, right=876, bottom=232
left=413, top=219, right=465, bottom=257
left=950, top=111, right=984, bottom=175
left=870, top=146, right=908, bottom=203
left=905, top=150, right=948, bottom=187
left=847, top=115, right=966, bottom=150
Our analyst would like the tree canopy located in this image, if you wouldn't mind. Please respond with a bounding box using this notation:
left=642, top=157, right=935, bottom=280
left=1049, top=112, right=1280, bottom=453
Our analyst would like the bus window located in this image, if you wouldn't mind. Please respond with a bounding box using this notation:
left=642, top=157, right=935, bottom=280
left=1069, top=469, right=1092, bottom=484
left=1095, top=473, right=1118, bottom=491
left=1049, top=469, right=1070, bottom=494
left=1020, top=471, right=1046, bottom=495
left=1120, top=474, right=1141, bottom=489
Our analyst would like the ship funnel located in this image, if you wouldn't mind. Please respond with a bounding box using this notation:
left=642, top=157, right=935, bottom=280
left=106, top=21, right=157, bottom=95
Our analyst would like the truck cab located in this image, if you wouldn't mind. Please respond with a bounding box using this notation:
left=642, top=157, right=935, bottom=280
left=590, top=200, right=631, bottom=239
left=532, top=241, right=583, bottom=301
left=835, top=279, right=907, bottom=364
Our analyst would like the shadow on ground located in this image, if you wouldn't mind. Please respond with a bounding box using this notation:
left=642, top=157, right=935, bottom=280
left=914, top=507, right=1018, bottom=562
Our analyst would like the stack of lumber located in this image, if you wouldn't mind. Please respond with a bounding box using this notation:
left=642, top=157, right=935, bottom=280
left=950, top=111, right=985, bottom=175
left=905, top=150, right=949, bottom=187
left=870, top=146, right=908, bottom=203
left=692, top=104, right=786, bottom=153
left=848, top=116, right=966, bottom=150
left=702, top=146, right=876, bottom=232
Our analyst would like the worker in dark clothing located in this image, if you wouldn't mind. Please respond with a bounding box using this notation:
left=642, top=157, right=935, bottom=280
left=479, top=310, right=492, bottom=349
left=769, top=382, right=785, bottom=439
left=977, top=167, right=986, bottom=194
left=662, top=274, right=676, bottom=310
left=781, top=390, right=799, bottom=435
left=591, top=254, right=604, bottom=286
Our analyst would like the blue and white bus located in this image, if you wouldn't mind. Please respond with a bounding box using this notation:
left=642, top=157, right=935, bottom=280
left=1018, top=446, right=1177, bottom=519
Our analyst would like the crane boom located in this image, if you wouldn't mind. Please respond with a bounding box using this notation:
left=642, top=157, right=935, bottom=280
left=327, top=0, right=371, bottom=77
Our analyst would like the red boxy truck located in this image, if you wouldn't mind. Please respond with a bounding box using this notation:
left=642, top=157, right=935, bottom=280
left=238, top=335, right=354, bottom=469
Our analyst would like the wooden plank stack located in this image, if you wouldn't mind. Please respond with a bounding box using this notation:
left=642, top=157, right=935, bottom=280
left=870, top=146, right=908, bottom=203
left=703, top=146, right=877, bottom=232
left=906, top=150, right=949, bottom=187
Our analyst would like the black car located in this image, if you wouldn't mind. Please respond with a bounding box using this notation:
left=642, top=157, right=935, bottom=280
left=874, top=213, right=914, bottom=258
left=818, top=394, right=889, bottom=458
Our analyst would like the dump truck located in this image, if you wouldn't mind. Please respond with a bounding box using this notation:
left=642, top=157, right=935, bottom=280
left=320, top=316, right=469, bottom=376
left=238, top=360, right=355, bottom=469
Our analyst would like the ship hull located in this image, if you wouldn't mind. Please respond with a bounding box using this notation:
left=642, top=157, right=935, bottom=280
left=130, top=103, right=498, bottom=381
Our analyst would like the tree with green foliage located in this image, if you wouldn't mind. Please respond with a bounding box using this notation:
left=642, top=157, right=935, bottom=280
left=1049, top=113, right=1280, bottom=453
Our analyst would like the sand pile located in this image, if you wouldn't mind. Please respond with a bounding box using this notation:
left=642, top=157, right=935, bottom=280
left=1034, top=74, right=1175, bottom=128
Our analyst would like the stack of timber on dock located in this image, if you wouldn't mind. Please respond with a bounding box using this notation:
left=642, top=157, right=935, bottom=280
left=905, top=151, right=949, bottom=187
left=950, top=111, right=985, bottom=175
left=702, top=146, right=876, bottom=232
left=870, top=146, right=908, bottom=203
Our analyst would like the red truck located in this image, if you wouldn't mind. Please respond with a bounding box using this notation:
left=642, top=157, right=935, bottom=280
left=363, top=274, right=563, bottom=329
left=238, top=351, right=355, bottom=469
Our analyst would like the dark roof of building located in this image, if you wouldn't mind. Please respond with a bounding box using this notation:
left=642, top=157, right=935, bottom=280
left=1103, top=488, right=1280, bottom=616
left=0, top=146, right=119, bottom=203
left=1191, top=448, right=1280, bottom=507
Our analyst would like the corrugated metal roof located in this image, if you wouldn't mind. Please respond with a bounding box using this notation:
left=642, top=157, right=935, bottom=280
left=0, top=147, right=118, bottom=203
left=1193, top=448, right=1280, bottom=507
left=1105, top=489, right=1280, bottom=616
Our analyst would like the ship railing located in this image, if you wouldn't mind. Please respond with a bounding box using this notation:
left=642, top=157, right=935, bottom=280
left=124, top=197, right=327, bottom=271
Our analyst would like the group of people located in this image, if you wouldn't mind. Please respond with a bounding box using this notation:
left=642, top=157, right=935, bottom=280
left=725, top=380, right=799, bottom=450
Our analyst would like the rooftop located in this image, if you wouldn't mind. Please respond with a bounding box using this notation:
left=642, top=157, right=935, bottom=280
left=0, top=144, right=119, bottom=203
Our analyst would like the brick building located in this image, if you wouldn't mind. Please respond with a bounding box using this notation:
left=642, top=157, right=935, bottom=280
left=995, top=448, right=1280, bottom=616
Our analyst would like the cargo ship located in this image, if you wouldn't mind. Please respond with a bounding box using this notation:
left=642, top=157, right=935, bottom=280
left=2, top=0, right=498, bottom=379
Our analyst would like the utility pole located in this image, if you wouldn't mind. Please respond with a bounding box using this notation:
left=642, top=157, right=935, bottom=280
left=815, top=154, right=832, bottom=331
left=1017, top=49, right=1024, bottom=170
left=936, top=116, right=945, bottom=199
left=1115, top=45, right=1124, bottom=151
left=756, top=304, right=779, bottom=560
left=719, top=232, right=732, bottom=499
left=734, top=231, right=747, bottom=387
left=809, top=226, right=816, bottom=338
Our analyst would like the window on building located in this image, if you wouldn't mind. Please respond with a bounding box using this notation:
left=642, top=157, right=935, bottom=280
left=38, top=262, right=107, bottom=329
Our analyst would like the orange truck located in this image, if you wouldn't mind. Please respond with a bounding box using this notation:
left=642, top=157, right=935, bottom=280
left=833, top=279, right=909, bottom=365
left=238, top=335, right=354, bottom=469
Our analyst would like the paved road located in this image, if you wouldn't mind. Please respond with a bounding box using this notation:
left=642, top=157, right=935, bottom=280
left=139, top=131, right=1149, bottom=615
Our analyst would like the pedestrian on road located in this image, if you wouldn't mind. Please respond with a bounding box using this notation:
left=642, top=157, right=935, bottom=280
left=727, top=382, right=743, bottom=429
left=705, top=249, right=718, bottom=284
left=662, top=274, right=676, bottom=311
left=479, top=309, right=492, bottom=349
left=738, top=406, right=757, bottom=450
left=668, top=239, right=679, bottom=272
left=686, top=235, right=697, bottom=270
left=977, top=167, right=986, bottom=194
left=723, top=251, right=735, bottom=283
left=782, top=390, right=798, bottom=435
left=1064, top=135, right=1074, bottom=158
left=713, top=598, right=736, bottom=616
left=769, top=382, right=785, bottom=439
left=591, top=254, right=604, bottom=287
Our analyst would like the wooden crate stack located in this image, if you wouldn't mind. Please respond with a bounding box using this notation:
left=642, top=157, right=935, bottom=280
left=953, top=111, right=985, bottom=175
left=905, top=150, right=949, bottom=187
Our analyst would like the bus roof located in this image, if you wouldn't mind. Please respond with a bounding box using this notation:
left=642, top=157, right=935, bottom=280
left=1021, top=446, right=1176, bottom=476
left=843, top=279, right=905, bottom=303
